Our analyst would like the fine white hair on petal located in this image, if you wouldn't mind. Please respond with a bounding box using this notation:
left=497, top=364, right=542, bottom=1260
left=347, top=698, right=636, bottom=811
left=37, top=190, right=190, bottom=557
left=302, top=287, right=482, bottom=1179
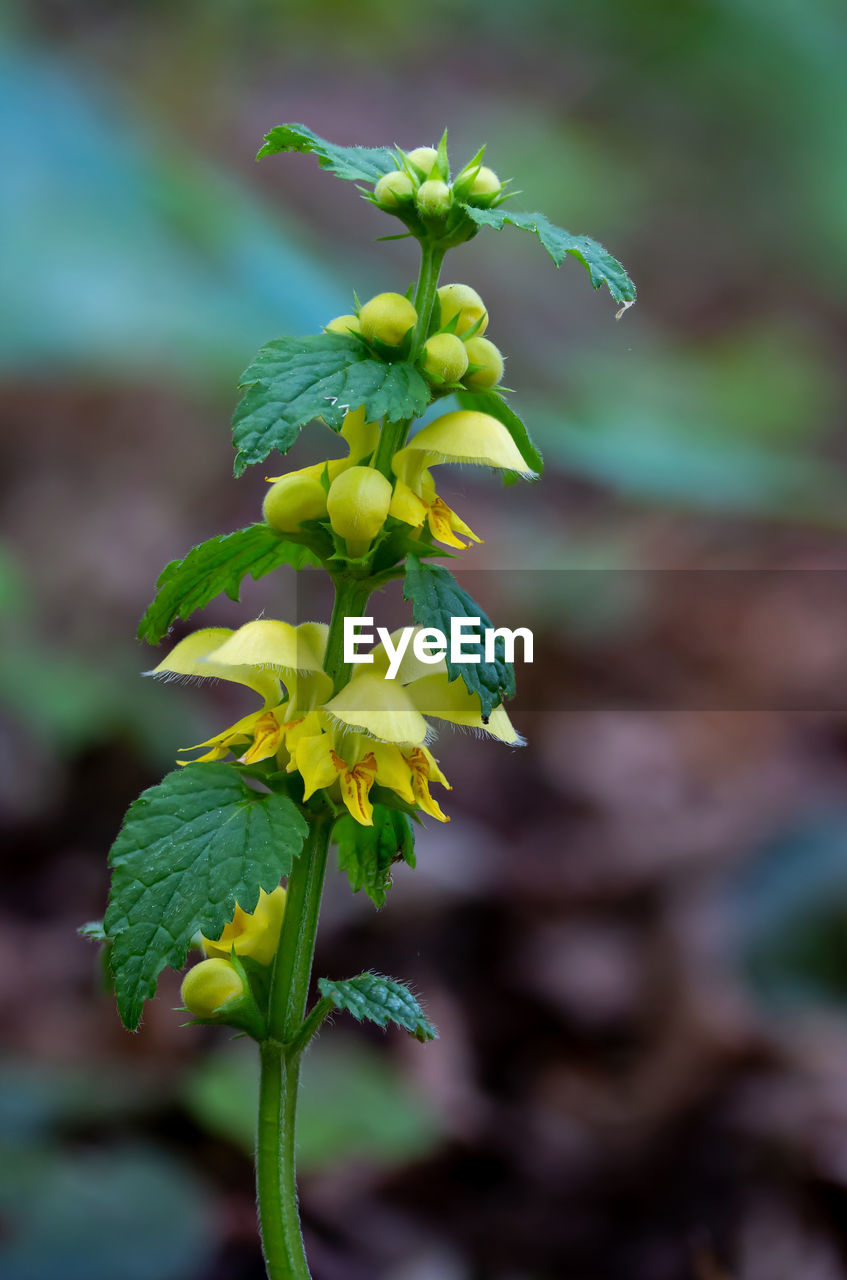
left=422, top=451, right=537, bottom=480
left=143, top=670, right=223, bottom=687
left=428, top=716, right=526, bottom=747
left=323, top=709, right=436, bottom=748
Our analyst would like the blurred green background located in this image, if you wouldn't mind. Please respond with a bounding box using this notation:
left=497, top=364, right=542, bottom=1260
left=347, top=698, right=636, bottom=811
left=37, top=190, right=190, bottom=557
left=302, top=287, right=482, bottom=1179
left=4, top=1, right=847, bottom=1277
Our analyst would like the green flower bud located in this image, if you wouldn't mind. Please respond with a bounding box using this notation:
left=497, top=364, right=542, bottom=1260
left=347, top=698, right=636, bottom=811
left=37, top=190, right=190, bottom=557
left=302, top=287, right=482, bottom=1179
left=437, top=283, right=488, bottom=336
left=468, top=166, right=501, bottom=198
left=374, top=171, right=417, bottom=208
left=263, top=472, right=328, bottom=533
left=463, top=335, right=504, bottom=388
left=359, top=292, right=417, bottom=347
left=181, top=958, right=244, bottom=1019
left=406, top=146, right=438, bottom=176
left=422, top=333, right=469, bottom=384
left=327, top=465, right=393, bottom=558
left=416, top=179, right=452, bottom=219
left=325, top=313, right=362, bottom=336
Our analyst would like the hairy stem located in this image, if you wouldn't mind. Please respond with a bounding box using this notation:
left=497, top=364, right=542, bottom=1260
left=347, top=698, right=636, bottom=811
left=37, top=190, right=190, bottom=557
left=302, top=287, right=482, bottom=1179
left=255, top=573, right=372, bottom=1279
left=257, top=1043, right=309, bottom=1280
left=409, top=240, right=446, bottom=363
left=323, top=576, right=376, bottom=695
left=256, top=813, right=331, bottom=1280
left=372, top=239, right=446, bottom=477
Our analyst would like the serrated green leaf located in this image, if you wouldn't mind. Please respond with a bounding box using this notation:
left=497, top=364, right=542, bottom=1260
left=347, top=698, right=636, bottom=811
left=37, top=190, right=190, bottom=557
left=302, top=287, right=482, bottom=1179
left=232, top=334, right=430, bottom=475
left=257, top=123, right=398, bottom=184
left=461, top=206, right=636, bottom=304
left=403, top=559, right=515, bottom=719
left=335, top=806, right=415, bottom=907
left=138, top=524, right=320, bottom=645
left=317, top=973, right=437, bottom=1042
left=455, top=387, right=543, bottom=481
left=105, top=763, right=308, bottom=1030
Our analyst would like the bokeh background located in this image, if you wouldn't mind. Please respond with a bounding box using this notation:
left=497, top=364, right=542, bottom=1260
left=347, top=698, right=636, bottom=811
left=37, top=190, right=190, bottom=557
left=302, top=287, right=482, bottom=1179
left=4, top=2, right=847, bottom=1277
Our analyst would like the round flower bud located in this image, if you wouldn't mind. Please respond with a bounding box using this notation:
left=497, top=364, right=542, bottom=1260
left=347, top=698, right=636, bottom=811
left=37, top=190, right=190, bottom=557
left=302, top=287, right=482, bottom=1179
left=325, top=313, right=361, bottom=336
left=469, top=166, right=501, bottom=198
left=463, top=335, right=504, bottom=388
left=406, top=146, right=438, bottom=176
left=181, top=958, right=244, bottom=1019
left=437, top=283, right=488, bottom=336
left=202, top=886, right=287, bottom=967
left=374, top=171, right=416, bottom=208
left=327, top=465, right=393, bottom=558
left=416, top=179, right=452, bottom=219
left=263, top=472, right=327, bottom=533
left=422, top=333, right=469, bottom=384
left=359, top=292, right=418, bottom=347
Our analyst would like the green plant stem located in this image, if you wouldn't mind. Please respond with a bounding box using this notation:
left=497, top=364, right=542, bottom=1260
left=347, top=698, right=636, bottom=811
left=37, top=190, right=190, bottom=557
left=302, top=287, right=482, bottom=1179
left=253, top=234, right=445, bottom=1272
left=323, top=575, right=376, bottom=694
left=257, top=1043, right=308, bottom=1280
left=372, top=239, right=446, bottom=477
left=409, top=240, right=446, bottom=363
left=287, top=995, right=334, bottom=1057
left=257, top=814, right=331, bottom=1280
left=255, top=573, right=374, bottom=1280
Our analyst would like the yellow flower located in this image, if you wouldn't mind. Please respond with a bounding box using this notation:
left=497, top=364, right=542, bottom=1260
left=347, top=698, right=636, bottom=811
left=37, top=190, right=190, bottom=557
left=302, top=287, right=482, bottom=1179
left=295, top=727, right=450, bottom=826
left=463, top=335, right=504, bottom=389
left=323, top=672, right=429, bottom=746
left=421, top=333, right=469, bottom=385
left=292, top=670, right=440, bottom=824
left=324, top=313, right=362, bottom=336
left=291, top=628, right=522, bottom=825
left=364, top=628, right=524, bottom=747
left=389, top=409, right=535, bottom=549
left=326, top=465, right=393, bottom=558
left=359, top=293, right=417, bottom=347
left=437, top=283, right=488, bottom=336
left=263, top=408, right=379, bottom=534
left=201, top=886, right=286, bottom=966
left=181, top=957, right=245, bottom=1018
left=150, top=612, right=520, bottom=826
left=148, top=620, right=332, bottom=765
left=390, top=471, right=481, bottom=550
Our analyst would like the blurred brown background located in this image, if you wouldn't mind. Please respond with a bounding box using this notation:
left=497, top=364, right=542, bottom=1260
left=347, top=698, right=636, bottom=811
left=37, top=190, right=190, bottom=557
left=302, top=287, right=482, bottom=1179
left=4, top=2, right=847, bottom=1277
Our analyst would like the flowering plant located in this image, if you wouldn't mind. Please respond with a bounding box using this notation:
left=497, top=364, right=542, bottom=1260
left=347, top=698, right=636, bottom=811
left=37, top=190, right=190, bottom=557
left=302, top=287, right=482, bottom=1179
left=92, top=124, right=634, bottom=1278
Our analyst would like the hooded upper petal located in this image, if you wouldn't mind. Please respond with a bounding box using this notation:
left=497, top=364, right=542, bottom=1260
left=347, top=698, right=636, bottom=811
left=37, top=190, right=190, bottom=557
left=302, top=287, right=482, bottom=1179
left=147, top=627, right=280, bottom=707
left=323, top=674, right=429, bottom=746
left=406, top=671, right=524, bottom=745
left=207, top=620, right=328, bottom=674
left=393, top=410, right=535, bottom=481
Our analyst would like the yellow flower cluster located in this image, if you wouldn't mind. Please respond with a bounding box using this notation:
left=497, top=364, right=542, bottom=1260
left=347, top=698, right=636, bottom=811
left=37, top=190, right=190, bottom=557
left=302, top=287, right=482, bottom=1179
left=263, top=406, right=530, bottom=556
left=154, top=239, right=533, bottom=832
left=150, top=620, right=522, bottom=828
